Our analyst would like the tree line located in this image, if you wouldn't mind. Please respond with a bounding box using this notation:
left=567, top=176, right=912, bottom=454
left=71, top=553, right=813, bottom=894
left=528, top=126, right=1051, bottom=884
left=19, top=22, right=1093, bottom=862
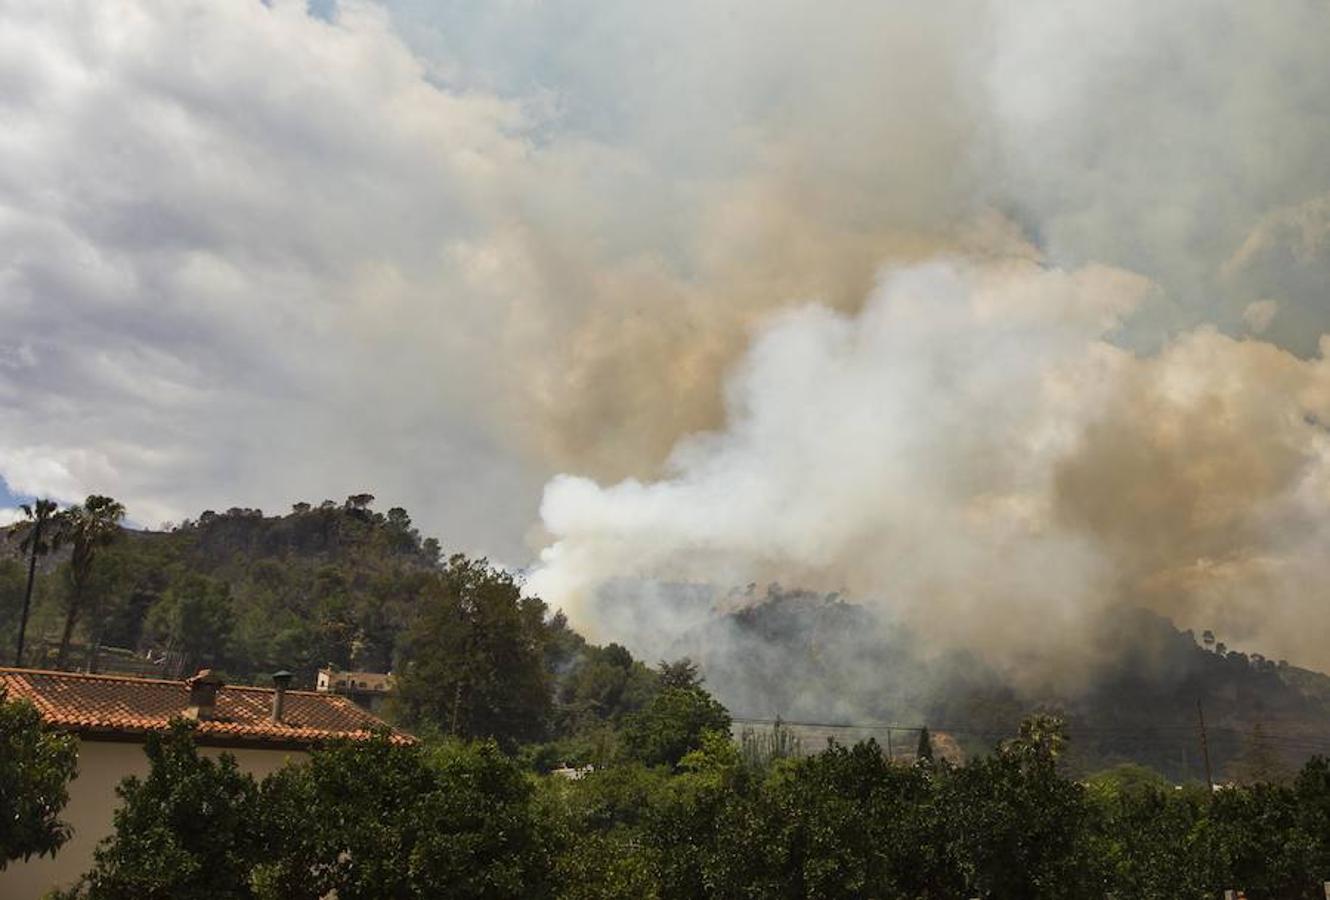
left=8, top=691, right=1330, bottom=898
left=5, top=496, right=126, bottom=670
left=0, top=496, right=735, bottom=762
left=1, top=495, right=443, bottom=680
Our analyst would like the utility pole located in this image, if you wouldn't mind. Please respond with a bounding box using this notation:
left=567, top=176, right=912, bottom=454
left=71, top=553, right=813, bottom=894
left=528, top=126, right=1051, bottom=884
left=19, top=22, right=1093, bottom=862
left=1197, top=698, right=1214, bottom=791
left=885, top=727, right=893, bottom=760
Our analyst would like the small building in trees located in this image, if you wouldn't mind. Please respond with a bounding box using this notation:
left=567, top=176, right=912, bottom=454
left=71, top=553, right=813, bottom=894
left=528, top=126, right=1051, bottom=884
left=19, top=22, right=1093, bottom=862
left=0, top=666, right=410, bottom=900
left=316, top=666, right=395, bottom=713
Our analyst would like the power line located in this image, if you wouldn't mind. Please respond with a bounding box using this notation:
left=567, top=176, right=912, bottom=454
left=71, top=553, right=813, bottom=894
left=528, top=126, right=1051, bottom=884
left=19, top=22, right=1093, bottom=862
left=730, top=713, right=1330, bottom=753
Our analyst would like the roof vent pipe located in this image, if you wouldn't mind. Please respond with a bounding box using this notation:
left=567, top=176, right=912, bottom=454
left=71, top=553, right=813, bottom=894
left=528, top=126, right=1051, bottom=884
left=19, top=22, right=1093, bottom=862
left=271, top=670, right=293, bottom=723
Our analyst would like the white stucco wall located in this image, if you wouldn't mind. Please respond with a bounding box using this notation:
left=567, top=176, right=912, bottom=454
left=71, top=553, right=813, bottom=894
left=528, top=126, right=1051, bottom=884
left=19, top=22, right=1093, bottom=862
left=0, top=739, right=305, bottom=900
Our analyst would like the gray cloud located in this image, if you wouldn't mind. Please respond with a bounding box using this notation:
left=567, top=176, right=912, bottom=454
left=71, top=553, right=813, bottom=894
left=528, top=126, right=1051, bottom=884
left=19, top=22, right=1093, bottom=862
left=0, top=0, right=538, bottom=552
left=3, top=0, right=1330, bottom=672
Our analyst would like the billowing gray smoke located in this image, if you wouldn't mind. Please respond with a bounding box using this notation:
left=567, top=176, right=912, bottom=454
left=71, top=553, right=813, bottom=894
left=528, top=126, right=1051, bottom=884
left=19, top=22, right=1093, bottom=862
left=3, top=2, right=1330, bottom=680
left=531, top=256, right=1330, bottom=681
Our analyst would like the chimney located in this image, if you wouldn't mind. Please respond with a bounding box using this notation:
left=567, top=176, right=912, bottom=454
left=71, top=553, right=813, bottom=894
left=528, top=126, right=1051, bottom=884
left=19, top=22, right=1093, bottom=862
left=185, top=669, right=223, bottom=721
left=271, top=670, right=293, bottom=723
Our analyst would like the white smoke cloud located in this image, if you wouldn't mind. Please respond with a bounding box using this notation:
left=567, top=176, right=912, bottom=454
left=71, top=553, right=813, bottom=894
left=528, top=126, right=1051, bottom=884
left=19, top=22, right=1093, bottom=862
left=531, top=258, right=1330, bottom=675
left=982, top=0, right=1330, bottom=353
left=531, top=259, right=1147, bottom=670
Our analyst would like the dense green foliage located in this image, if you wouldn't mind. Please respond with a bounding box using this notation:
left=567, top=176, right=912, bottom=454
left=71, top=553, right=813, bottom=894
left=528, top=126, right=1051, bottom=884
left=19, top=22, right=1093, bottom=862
left=12, top=499, right=60, bottom=666
left=255, top=733, right=554, bottom=899
left=391, top=555, right=552, bottom=748
left=542, top=719, right=1330, bottom=899
left=43, top=711, right=1330, bottom=899
left=620, top=686, right=732, bottom=770
left=0, top=691, right=78, bottom=869
left=50, top=721, right=262, bottom=900
left=56, top=725, right=557, bottom=900
left=0, top=497, right=702, bottom=755
left=0, top=560, right=26, bottom=664
left=0, top=497, right=443, bottom=682
left=57, top=495, right=127, bottom=669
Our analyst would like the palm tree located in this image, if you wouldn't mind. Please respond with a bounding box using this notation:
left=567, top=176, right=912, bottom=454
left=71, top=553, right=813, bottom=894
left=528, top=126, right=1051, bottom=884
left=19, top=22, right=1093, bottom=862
left=54, top=495, right=125, bottom=669
left=13, top=499, right=62, bottom=666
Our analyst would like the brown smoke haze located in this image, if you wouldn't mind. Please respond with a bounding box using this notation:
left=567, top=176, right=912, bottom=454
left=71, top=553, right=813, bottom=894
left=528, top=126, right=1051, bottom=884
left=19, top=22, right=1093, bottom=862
left=530, top=256, right=1330, bottom=682
left=503, top=0, right=1330, bottom=680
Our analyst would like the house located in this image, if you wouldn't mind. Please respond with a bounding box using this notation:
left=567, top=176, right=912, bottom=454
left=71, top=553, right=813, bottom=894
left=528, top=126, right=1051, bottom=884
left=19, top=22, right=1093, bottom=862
left=0, top=666, right=411, bottom=900
left=316, top=666, right=394, bottom=694
left=316, top=666, right=395, bottom=713
left=551, top=763, right=595, bottom=780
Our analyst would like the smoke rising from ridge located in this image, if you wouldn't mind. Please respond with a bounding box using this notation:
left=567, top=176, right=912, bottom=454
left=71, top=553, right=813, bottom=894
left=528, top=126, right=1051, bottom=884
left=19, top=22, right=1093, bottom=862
left=531, top=257, right=1330, bottom=677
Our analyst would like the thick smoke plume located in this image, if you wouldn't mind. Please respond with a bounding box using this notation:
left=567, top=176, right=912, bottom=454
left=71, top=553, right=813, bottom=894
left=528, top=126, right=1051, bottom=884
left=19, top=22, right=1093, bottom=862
left=5, top=0, right=1330, bottom=683
left=531, top=257, right=1330, bottom=680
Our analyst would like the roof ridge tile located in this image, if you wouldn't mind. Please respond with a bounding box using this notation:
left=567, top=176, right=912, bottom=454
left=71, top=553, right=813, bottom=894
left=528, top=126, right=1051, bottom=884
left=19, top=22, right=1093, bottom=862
left=0, top=668, right=412, bottom=748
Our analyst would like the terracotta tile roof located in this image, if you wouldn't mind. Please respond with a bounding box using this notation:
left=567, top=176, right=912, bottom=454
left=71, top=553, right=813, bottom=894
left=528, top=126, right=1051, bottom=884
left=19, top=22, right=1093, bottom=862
left=0, top=667, right=412, bottom=749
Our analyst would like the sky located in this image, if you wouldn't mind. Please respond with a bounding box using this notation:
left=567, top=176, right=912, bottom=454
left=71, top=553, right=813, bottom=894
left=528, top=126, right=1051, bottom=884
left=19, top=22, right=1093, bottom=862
left=5, top=0, right=1330, bottom=670
left=0, top=480, right=19, bottom=526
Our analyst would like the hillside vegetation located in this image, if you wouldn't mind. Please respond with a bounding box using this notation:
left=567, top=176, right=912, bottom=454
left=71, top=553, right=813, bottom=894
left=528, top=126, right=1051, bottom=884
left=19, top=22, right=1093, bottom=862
left=3, top=497, right=441, bottom=680
left=10, top=496, right=1330, bottom=896
left=652, top=587, right=1330, bottom=781
left=5, top=497, right=1330, bottom=780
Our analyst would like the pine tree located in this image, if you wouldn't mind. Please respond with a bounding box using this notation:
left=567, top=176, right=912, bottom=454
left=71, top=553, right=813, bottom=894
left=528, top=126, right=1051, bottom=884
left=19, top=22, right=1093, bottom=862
left=916, top=726, right=934, bottom=765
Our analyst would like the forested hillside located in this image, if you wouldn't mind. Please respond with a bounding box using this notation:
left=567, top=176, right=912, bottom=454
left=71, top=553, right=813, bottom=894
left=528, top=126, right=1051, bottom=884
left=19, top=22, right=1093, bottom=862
left=13, top=495, right=1330, bottom=897
left=0, top=496, right=714, bottom=766
left=1, top=497, right=442, bottom=681
left=5, top=497, right=1330, bottom=780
